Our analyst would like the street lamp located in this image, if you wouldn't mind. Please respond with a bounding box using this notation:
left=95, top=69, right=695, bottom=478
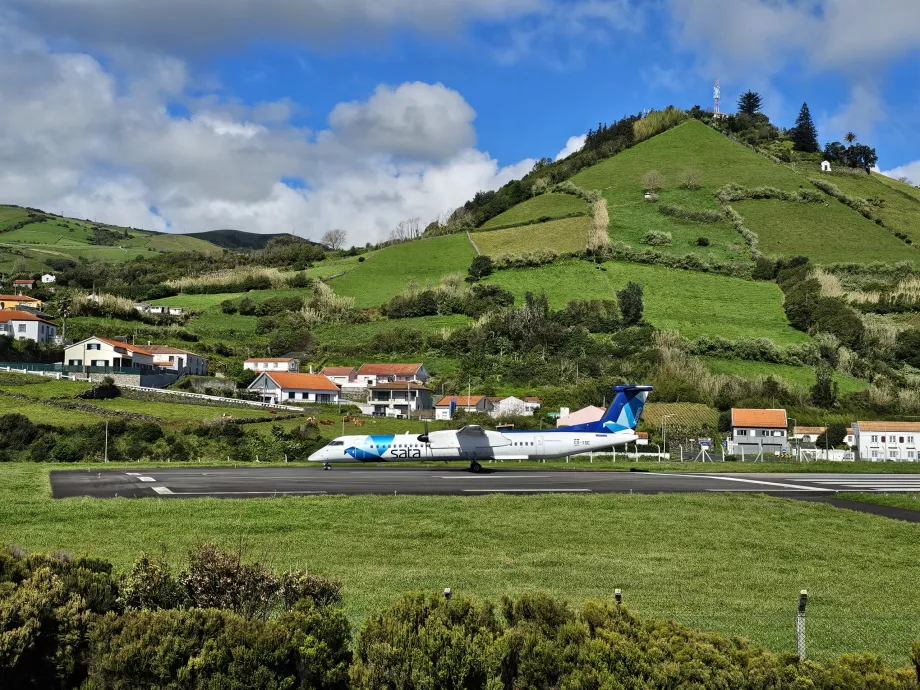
left=788, top=417, right=798, bottom=461
left=662, top=414, right=676, bottom=458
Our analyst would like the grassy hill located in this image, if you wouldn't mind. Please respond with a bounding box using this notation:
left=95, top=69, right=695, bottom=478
left=182, top=229, right=302, bottom=250
left=0, top=205, right=222, bottom=272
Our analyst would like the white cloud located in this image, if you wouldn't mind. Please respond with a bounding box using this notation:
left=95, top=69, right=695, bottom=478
left=0, top=29, right=533, bottom=244
left=880, top=162, right=920, bottom=187
left=555, top=134, right=586, bottom=160
left=7, top=0, right=541, bottom=52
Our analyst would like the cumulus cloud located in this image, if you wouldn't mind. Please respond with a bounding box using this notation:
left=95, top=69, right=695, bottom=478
left=555, top=134, right=586, bottom=160
left=7, top=0, right=541, bottom=52
left=0, top=30, right=533, bottom=243
left=881, top=162, right=920, bottom=187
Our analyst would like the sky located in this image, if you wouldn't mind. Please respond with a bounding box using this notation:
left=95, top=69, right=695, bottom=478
left=1, top=0, right=919, bottom=244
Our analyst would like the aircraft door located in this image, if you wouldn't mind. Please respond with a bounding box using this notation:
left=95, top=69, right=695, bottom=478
left=536, top=436, right=544, bottom=457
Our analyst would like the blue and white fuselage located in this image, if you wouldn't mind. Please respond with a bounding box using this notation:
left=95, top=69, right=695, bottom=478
left=308, top=384, right=652, bottom=469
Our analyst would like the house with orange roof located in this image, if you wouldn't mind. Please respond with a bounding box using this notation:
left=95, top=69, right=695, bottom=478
left=356, top=363, right=428, bottom=387
left=247, top=371, right=341, bottom=405
left=854, top=421, right=920, bottom=461
left=730, top=408, right=788, bottom=456
left=0, top=294, right=43, bottom=310
left=144, top=344, right=208, bottom=376
left=64, top=337, right=157, bottom=370
left=0, top=310, right=57, bottom=344
left=322, top=366, right=357, bottom=385
left=435, top=394, right=492, bottom=420
left=244, top=357, right=299, bottom=373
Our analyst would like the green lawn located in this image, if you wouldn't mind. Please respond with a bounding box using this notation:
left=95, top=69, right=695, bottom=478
left=481, top=193, right=588, bottom=229
left=0, top=396, right=107, bottom=426
left=474, top=217, right=590, bottom=257
left=486, top=259, right=809, bottom=344
left=703, top=357, right=869, bottom=395
left=816, top=171, right=920, bottom=245
left=0, top=378, right=94, bottom=400
left=733, top=198, right=918, bottom=264
left=331, top=234, right=476, bottom=308
left=91, top=398, right=277, bottom=423
left=3, top=463, right=919, bottom=662
left=837, top=493, right=920, bottom=512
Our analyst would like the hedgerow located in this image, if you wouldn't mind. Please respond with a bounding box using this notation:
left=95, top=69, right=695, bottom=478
left=552, top=180, right=603, bottom=204
left=715, top=183, right=825, bottom=204
left=658, top=203, right=723, bottom=223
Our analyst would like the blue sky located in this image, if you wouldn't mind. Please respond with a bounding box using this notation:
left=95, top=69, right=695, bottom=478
left=1, top=0, right=918, bottom=242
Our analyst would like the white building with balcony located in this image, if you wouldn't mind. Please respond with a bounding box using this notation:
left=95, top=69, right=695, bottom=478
left=368, top=382, right=433, bottom=417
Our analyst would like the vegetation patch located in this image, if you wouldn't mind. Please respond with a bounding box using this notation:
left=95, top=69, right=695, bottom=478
left=702, top=357, right=868, bottom=395
left=475, top=217, right=590, bottom=258
left=480, top=193, right=588, bottom=229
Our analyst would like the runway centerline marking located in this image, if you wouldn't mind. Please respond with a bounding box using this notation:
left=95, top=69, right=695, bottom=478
left=152, top=486, right=174, bottom=495
left=138, top=477, right=156, bottom=482
left=463, top=488, right=591, bottom=493
left=662, top=473, right=827, bottom=492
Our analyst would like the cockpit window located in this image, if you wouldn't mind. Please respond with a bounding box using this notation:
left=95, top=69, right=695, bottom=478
left=328, top=441, right=344, bottom=446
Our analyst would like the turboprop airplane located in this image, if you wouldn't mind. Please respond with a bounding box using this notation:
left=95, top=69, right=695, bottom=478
left=308, top=384, right=652, bottom=472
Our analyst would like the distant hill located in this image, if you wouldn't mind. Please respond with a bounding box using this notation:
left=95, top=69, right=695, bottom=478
left=183, top=229, right=316, bottom=250
left=0, top=205, right=223, bottom=274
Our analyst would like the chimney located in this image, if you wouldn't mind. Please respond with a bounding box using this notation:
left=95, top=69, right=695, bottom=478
left=309, top=364, right=315, bottom=374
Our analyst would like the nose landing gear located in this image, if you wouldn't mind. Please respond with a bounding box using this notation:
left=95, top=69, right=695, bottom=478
left=323, top=463, right=331, bottom=471
left=468, top=460, right=483, bottom=473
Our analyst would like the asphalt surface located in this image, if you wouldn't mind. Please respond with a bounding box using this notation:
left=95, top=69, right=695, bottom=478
left=50, top=467, right=920, bottom=515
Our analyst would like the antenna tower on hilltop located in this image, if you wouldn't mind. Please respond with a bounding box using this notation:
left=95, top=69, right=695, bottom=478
left=713, top=78, right=721, bottom=116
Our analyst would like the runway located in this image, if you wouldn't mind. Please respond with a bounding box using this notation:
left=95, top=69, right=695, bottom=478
left=50, top=466, right=920, bottom=502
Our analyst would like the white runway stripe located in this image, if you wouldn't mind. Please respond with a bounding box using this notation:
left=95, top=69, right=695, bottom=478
left=139, top=477, right=155, bottom=482
left=152, top=486, right=174, bottom=495
left=463, top=488, right=591, bottom=493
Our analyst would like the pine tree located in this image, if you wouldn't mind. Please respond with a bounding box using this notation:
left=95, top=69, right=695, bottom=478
left=737, top=91, right=763, bottom=116
left=792, top=102, right=819, bottom=153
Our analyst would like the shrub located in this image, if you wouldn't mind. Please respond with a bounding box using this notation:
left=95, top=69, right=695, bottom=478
left=695, top=236, right=710, bottom=246
left=679, top=169, right=702, bottom=189
left=658, top=203, right=722, bottom=223
left=642, top=169, right=665, bottom=192
left=552, top=180, right=602, bottom=203
left=641, top=230, right=672, bottom=246
left=633, top=106, right=687, bottom=142
left=0, top=413, right=39, bottom=451
left=617, top=281, right=644, bottom=326
left=467, top=255, right=494, bottom=282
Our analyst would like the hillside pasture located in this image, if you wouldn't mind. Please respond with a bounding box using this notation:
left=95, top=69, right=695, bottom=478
left=486, top=259, right=808, bottom=344
left=640, top=402, right=719, bottom=431
left=480, top=193, right=588, bottom=229
left=732, top=198, right=917, bottom=264
left=474, top=217, right=591, bottom=257
left=331, top=234, right=475, bottom=308
left=0, top=396, right=107, bottom=427
left=702, top=357, right=869, bottom=395
left=815, top=171, right=920, bottom=245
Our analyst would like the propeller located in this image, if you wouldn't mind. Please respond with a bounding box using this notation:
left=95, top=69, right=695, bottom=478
left=417, top=420, right=430, bottom=444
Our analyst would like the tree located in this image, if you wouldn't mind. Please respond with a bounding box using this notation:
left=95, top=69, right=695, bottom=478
left=792, top=102, right=819, bottom=153
left=810, top=365, right=839, bottom=408
left=737, top=91, right=763, bottom=116
left=617, top=282, right=644, bottom=326
left=844, top=131, right=857, bottom=146
left=823, top=141, right=846, bottom=163
left=845, top=144, right=878, bottom=174
left=320, top=229, right=346, bottom=251
left=642, top=170, right=664, bottom=193
left=467, top=255, right=494, bottom=283
left=894, top=328, right=920, bottom=368
left=816, top=422, right=847, bottom=449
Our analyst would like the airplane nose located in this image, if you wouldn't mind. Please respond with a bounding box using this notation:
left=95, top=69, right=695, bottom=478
left=308, top=449, right=324, bottom=462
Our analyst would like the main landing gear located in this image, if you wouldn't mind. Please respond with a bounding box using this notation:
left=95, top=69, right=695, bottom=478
left=468, top=460, right=483, bottom=474
left=323, top=463, right=331, bottom=471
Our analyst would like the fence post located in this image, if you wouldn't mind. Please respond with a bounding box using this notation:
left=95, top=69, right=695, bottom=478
left=796, top=590, right=807, bottom=661
left=614, top=588, right=622, bottom=605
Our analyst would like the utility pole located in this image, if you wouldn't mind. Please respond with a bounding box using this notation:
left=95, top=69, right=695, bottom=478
left=104, top=421, right=109, bottom=462
left=662, top=414, right=675, bottom=458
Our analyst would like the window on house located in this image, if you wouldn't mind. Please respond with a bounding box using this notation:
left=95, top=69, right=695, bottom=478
left=908, top=451, right=915, bottom=460
left=87, top=343, right=101, bottom=350
left=288, top=392, right=295, bottom=399
left=899, top=436, right=905, bottom=444
left=871, top=450, right=878, bottom=459
left=871, top=435, right=878, bottom=443
left=882, top=436, right=887, bottom=443
left=17, top=324, right=25, bottom=332
left=909, top=436, right=915, bottom=444
left=772, top=431, right=783, bottom=437
left=890, top=451, right=898, bottom=459
left=737, top=429, right=747, bottom=436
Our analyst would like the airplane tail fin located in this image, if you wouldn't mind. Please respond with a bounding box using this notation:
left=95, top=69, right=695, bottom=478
left=573, top=384, right=652, bottom=434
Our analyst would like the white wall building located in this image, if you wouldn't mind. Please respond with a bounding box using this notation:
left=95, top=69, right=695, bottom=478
left=41, top=274, right=56, bottom=284
left=322, top=366, right=358, bottom=386
left=489, top=396, right=531, bottom=418
left=144, top=345, right=208, bottom=376
left=435, top=395, right=492, bottom=421
left=368, top=382, right=434, bottom=417
left=0, top=310, right=57, bottom=344
left=854, top=421, right=920, bottom=461
left=244, top=357, right=299, bottom=372
left=64, top=337, right=155, bottom=370
left=356, top=363, right=428, bottom=387
left=247, top=372, right=341, bottom=404
left=730, top=409, right=788, bottom=456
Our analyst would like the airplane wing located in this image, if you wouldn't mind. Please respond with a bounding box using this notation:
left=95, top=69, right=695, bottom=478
left=456, top=425, right=486, bottom=436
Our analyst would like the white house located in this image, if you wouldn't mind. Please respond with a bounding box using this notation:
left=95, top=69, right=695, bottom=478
left=556, top=406, right=605, bottom=428
left=356, top=363, right=428, bottom=387
left=792, top=426, right=825, bottom=446
left=322, top=366, right=357, bottom=386
left=489, top=396, right=530, bottom=418
left=41, top=274, right=56, bottom=284
left=64, top=337, right=156, bottom=370
left=244, top=357, right=299, bottom=372
left=368, top=382, right=434, bottom=417
left=523, top=397, right=542, bottom=413
left=168, top=307, right=184, bottom=316
left=854, top=421, right=920, bottom=461
left=730, top=409, right=788, bottom=456
left=247, top=372, right=340, bottom=404
left=12, top=279, right=36, bottom=290
left=144, top=345, right=208, bottom=376
left=0, top=310, right=57, bottom=344
left=435, top=395, right=492, bottom=421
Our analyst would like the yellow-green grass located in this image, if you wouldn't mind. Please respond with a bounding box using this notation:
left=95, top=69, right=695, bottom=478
left=91, top=398, right=276, bottom=423
left=816, top=171, right=920, bottom=245
left=702, top=358, right=869, bottom=395
left=122, top=233, right=223, bottom=256
left=640, top=402, right=719, bottom=430
left=733, top=198, right=918, bottom=264
left=315, top=314, right=470, bottom=349
left=570, top=120, right=809, bottom=205
left=474, top=217, right=590, bottom=257
left=480, top=193, right=588, bottom=229
left=0, top=396, right=107, bottom=426
left=486, top=259, right=809, bottom=344
left=150, top=287, right=311, bottom=310
left=4, top=463, right=919, bottom=662
left=0, top=378, right=94, bottom=400
left=0, top=205, right=31, bottom=228
left=837, top=493, right=920, bottom=512
left=331, top=234, right=476, bottom=308
left=305, top=254, right=370, bottom=279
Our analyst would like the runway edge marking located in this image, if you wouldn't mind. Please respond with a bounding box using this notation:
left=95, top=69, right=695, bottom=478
left=649, top=473, right=828, bottom=492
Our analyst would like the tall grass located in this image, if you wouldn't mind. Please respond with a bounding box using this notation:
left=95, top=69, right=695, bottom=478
left=633, top=107, right=688, bottom=143
left=813, top=269, right=845, bottom=298
left=167, top=267, right=296, bottom=293
left=70, top=290, right=137, bottom=319
left=588, top=200, right=611, bottom=252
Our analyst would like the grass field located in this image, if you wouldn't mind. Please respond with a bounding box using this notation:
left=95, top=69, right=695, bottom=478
left=703, top=357, right=869, bottom=395
left=816, top=171, right=920, bottom=245
left=838, top=492, right=920, bottom=512
left=0, top=396, right=108, bottom=426
left=92, top=398, right=276, bottom=423
left=3, top=462, right=919, bottom=662
left=474, top=217, right=591, bottom=257
left=733, top=198, right=917, bottom=264
left=480, top=193, right=588, bottom=229
left=486, top=259, right=809, bottom=344
left=640, top=402, right=719, bottom=430
left=331, top=234, right=475, bottom=308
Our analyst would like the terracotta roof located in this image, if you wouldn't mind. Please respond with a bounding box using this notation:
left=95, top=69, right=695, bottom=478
left=0, top=294, right=41, bottom=302
left=0, top=310, right=55, bottom=326
left=144, top=345, right=200, bottom=356
left=488, top=396, right=506, bottom=403
left=13, top=279, right=35, bottom=284
left=370, top=382, right=432, bottom=391
left=857, top=421, right=920, bottom=432
left=90, top=337, right=153, bottom=355
left=357, top=363, right=423, bottom=376
left=524, top=397, right=541, bottom=402
left=436, top=395, right=486, bottom=407
left=637, top=431, right=649, bottom=439
left=847, top=428, right=853, bottom=435
left=322, top=367, right=356, bottom=376
left=263, top=372, right=340, bottom=391
left=246, top=358, right=297, bottom=363
left=731, top=409, right=787, bottom=428
left=794, top=426, right=826, bottom=435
